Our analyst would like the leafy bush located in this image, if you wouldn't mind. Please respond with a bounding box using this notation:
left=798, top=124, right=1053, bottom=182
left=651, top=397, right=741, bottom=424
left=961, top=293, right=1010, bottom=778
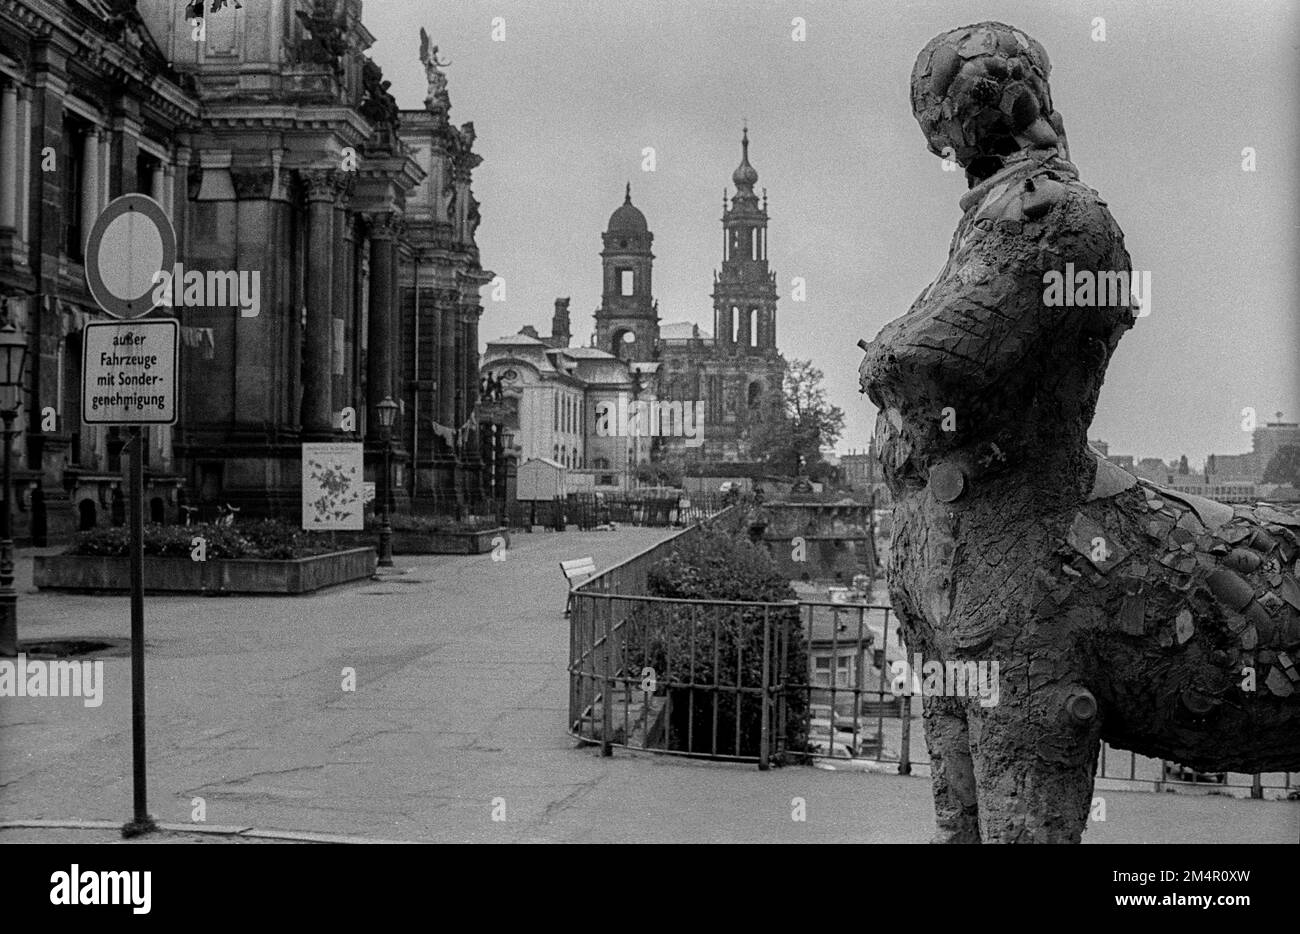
left=66, top=520, right=336, bottom=559
left=626, top=529, right=809, bottom=761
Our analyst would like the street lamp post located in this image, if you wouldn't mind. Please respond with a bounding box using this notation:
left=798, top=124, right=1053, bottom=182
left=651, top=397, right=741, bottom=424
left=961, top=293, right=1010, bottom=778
left=0, top=322, right=29, bottom=657
left=375, top=395, right=398, bottom=568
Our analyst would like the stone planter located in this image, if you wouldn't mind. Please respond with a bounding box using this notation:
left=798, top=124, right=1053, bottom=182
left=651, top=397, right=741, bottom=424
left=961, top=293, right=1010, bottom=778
left=33, top=548, right=377, bottom=595
left=332, top=528, right=509, bottom=555
left=425, top=527, right=508, bottom=555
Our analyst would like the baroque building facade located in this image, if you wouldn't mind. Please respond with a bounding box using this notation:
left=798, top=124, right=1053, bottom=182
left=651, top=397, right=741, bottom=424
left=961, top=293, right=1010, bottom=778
left=0, top=0, right=489, bottom=540
left=0, top=0, right=196, bottom=543
left=656, top=127, right=785, bottom=463
left=481, top=129, right=786, bottom=487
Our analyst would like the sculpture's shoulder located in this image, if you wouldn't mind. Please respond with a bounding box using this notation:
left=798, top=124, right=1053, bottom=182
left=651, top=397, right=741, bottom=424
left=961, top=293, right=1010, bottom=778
left=967, top=160, right=1120, bottom=242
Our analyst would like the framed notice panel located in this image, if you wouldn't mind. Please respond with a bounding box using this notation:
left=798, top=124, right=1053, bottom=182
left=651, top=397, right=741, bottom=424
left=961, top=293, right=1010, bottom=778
left=81, top=319, right=179, bottom=425
left=302, top=443, right=365, bottom=531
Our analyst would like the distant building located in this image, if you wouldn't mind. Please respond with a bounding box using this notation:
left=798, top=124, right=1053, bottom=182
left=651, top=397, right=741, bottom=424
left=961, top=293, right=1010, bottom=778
left=486, top=128, right=790, bottom=489
left=841, top=448, right=877, bottom=490
left=1254, top=416, right=1300, bottom=479
left=1134, top=457, right=1171, bottom=484
left=1206, top=452, right=1257, bottom=482
left=1165, top=473, right=1258, bottom=504
left=1204, top=414, right=1300, bottom=484
left=478, top=329, right=653, bottom=493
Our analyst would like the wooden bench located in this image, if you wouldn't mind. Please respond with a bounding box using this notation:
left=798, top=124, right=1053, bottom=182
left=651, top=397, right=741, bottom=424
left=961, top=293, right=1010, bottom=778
left=560, top=557, right=596, bottom=617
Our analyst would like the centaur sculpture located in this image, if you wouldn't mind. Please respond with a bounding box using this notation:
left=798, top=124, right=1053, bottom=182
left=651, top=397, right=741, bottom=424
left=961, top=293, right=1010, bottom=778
left=858, top=21, right=1300, bottom=843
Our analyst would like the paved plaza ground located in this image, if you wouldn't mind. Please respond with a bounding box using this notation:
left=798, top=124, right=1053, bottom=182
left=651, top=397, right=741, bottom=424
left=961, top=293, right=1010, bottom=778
left=2, top=527, right=1297, bottom=844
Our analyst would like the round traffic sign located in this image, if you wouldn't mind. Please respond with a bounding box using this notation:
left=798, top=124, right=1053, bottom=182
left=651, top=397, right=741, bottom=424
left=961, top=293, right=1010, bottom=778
left=84, top=194, right=177, bottom=319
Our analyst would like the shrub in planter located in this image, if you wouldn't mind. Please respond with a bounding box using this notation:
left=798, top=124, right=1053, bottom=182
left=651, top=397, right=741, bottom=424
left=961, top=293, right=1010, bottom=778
left=66, top=520, right=335, bottom=560
left=625, top=529, right=809, bottom=761
left=235, top=519, right=336, bottom=559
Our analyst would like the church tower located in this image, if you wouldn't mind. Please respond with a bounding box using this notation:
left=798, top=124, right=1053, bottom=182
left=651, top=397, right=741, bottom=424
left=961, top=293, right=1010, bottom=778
left=595, top=183, right=658, bottom=361
left=712, top=127, right=778, bottom=354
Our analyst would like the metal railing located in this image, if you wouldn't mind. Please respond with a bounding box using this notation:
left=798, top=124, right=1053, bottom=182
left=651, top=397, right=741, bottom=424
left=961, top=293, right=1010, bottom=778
left=568, top=592, right=798, bottom=767
left=795, top=601, right=912, bottom=773
left=570, top=557, right=1300, bottom=793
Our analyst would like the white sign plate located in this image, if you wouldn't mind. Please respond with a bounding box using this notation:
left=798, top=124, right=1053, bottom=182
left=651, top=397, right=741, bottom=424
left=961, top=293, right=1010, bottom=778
left=81, top=319, right=179, bottom=425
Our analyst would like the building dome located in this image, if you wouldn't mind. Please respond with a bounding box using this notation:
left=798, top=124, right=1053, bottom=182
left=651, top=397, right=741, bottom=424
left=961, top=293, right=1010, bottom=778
left=732, top=127, right=758, bottom=189
left=607, top=182, right=648, bottom=233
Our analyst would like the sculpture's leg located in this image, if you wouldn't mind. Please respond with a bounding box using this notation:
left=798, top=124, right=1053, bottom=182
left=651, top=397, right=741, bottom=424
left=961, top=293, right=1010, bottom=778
left=966, top=681, right=1102, bottom=843
left=923, top=693, right=980, bottom=843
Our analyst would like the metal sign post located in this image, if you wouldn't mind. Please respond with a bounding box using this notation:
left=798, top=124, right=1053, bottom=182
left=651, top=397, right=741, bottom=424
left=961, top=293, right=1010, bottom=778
left=82, top=194, right=178, bottom=837
left=127, top=425, right=147, bottom=832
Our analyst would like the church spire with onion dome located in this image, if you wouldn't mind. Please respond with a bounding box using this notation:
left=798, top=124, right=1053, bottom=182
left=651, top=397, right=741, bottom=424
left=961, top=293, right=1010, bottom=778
left=714, top=125, right=778, bottom=353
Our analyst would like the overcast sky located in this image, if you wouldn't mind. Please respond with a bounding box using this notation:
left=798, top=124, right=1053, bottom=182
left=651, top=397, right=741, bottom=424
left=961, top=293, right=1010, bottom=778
left=365, top=0, right=1299, bottom=467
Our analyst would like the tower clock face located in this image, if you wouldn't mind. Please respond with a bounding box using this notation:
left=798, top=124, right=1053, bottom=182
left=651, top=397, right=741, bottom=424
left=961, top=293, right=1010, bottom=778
left=622, top=331, right=636, bottom=344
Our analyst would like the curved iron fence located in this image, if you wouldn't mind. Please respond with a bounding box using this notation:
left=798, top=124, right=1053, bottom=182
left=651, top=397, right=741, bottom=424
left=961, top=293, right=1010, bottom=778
left=567, top=514, right=1299, bottom=795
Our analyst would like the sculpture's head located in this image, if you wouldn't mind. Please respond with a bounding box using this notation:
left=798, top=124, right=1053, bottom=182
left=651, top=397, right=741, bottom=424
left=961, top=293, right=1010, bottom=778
left=912, top=22, right=1068, bottom=184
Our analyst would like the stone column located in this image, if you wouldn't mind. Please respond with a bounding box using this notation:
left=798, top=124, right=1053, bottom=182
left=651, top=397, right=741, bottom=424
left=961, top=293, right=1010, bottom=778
left=331, top=175, right=354, bottom=424
left=172, top=145, right=191, bottom=244
left=300, top=170, right=336, bottom=436
left=161, top=164, right=174, bottom=219
left=16, top=87, right=30, bottom=246
left=438, top=295, right=456, bottom=428
left=99, top=127, right=110, bottom=210
left=0, top=82, right=18, bottom=230
left=340, top=213, right=355, bottom=422
left=389, top=223, right=402, bottom=439
left=151, top=163, right=164, bottom=203
left=366, top=212, right=398, bottom=440
left=81, top=129, right=100, bottom=253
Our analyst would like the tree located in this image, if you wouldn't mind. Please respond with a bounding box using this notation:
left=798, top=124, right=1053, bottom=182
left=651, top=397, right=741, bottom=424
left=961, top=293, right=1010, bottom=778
left=1263, top=445, right=1300, bottom=487
left=635, top=456, right=684, bottom=489
left=746, top=360, right=845, bottom=476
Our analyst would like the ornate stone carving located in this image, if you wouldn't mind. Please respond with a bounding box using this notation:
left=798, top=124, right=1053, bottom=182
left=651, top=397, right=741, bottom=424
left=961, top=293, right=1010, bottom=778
left=858, top=21, right=1300, bottom=844
left=360, top=57, right=399, bottom=130
left=299, top=168, right=341, bottom=203
left=419, top=27, right=451, bottom=113
left=364, top=212, right=402, bottom=242
left=331, top=170, right=356, bottom=206
left=230, top=167, right=274, bottom=200
left=295, top=0, right=347, bottom=77
left=466, top=195, right=481, bottom=238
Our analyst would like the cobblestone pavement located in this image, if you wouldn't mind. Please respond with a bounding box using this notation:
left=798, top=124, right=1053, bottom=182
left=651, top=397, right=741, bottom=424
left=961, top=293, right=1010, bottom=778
left=2, top=530, right=1296, bottom=843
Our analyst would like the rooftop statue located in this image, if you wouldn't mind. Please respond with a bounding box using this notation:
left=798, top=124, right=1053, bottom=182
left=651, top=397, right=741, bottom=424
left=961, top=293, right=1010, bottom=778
left=419, top=27, right=451, bottom=110
left=858, top=21, right=1300, bottom=843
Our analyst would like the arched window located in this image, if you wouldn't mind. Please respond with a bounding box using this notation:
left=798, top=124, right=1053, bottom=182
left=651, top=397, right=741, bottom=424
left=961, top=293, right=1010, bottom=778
left=748, top=381, right=763, bottom=408
left=731, top=306, right=740, bottom=343
left=751, top=227, right=759, bottom=260
left=749, top=308, right=758, bottom=347
left=594, top=457, right=610, bottom=470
